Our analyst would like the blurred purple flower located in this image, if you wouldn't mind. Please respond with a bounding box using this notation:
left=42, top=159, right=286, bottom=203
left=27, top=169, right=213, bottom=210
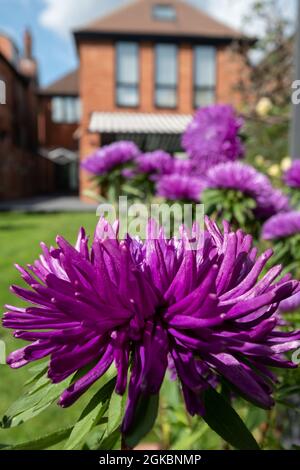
left=136, top=150, right=174, bottom=175
left=205, top=162, right=290, bottom=219
left=182, top=104, right=244, bottom=173
left=262, top=211, right=300, bottom=240
left=284, top=160, right=300, bottom=188
left=121, top=168, right=137, bottom=180
left=81, top=141, right=140, bottom=176
left=172, top=159, right=196, bottom=175
left=156, top=174, right=205, bottom=201
left=4, top=218, right=300, bottom=431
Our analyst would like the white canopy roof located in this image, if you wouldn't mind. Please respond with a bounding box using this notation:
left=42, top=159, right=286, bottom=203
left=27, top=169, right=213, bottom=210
left=89, top=112, right=192, bottom=135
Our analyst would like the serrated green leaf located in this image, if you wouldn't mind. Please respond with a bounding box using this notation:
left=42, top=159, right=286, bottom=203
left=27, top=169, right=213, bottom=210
left=24, top=362, right=49, bottom=386
left=202, top=387, right=260, bottom=450
left=64, top=376, right=116, bottom=450
left=107, top=391, right=126, bottom=435
left=124, top=393, right=159, bottom=449
left=97, top=428, right=121, bottom=450
left=1, top=375, right=72, bottom=428
left=3, top=427, right=73, bottom=450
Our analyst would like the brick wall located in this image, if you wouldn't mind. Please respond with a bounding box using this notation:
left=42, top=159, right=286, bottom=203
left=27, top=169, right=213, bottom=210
left=78, top=39, right=246, bottom=200
left=0, top=57, right=55, bottom=201
left=38, top=96, right=78, bottom=150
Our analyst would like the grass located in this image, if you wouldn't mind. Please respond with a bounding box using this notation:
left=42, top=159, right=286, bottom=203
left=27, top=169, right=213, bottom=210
left=0, top=212, right=98, bottom=446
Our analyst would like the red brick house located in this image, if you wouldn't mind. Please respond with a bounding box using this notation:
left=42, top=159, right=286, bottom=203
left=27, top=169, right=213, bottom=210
left=0, top=31, right=54, bottom=201
left=2, top=0, right=251, bottom=202
left=72, top=0, right=251, bottom=200
left=38, top=70, right=80, bottom=193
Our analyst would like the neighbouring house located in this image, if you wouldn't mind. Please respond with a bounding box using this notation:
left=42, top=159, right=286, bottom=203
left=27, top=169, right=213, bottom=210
left=38, top=69, right=80, bottom=193
left=0, top=31, right=54, bottom=201
left=1, top=0, right=253, bottom=202
left=72, top=0, right=252, bottom=200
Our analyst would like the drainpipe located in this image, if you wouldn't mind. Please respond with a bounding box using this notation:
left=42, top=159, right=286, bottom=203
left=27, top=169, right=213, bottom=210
left=290, top=0, right=300, bottom=158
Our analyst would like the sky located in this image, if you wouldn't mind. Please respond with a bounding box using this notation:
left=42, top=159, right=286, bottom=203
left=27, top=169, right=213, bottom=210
left=0, top=0, right=297, bottom=86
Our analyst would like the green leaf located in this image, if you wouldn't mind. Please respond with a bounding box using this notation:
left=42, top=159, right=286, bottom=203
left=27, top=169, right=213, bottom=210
left=3, top=426, right=73, bottom=450
left=96, top=428, right=121, bottom=450
left=202, top=387, right=260, bottom=450
left=1, top=374, right=72, bottom=428
left=124, top=393, right=159, bottom=449
left=107, top=391, right=126, bottom=435
left=24, top=362, right=49, bottom=386
left=171, top=423, right=209, bottom=450
left=64, top=376, right=116, bottom=450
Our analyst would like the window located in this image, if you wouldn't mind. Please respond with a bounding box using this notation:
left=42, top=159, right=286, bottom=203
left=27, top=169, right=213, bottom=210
left=51, top=97, right=81, bottom=123
left=194, top=46, right=216, bottom=107
left=116, top=42, right=139, bottom=107
left=153, top=4, right=177, bottom=21
left=155, top=44, right=177, bottom=108
left=0, top=76, right=6, bottom=105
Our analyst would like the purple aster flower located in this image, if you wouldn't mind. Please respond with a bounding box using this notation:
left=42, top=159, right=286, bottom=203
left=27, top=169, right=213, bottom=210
left=4, top=218, right=300, bottom=433
left=182, top=104, right=245, bottom=173
left=81, top=141, right=140, bottom=176
left=136, top=151, right=174, bottom=175
left=262, top=211, right=300, bottom=240
left=121, top=168, right=137, bottom=180
left=284, top=160, right=300, bottom=188
left=205, top=162, right=290, bottom=219
left=172, top=159, right=196, bottom=175
left=155, top=174, right=205, bottom=202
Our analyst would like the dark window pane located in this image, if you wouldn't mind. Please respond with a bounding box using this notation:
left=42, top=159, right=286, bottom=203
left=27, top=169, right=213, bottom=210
left=156, top=44, right=177, bottom=107
left=156, top=44, right=177, bottom=86
left=156, top=88, right=177, bottom=108
left=117, top=86, right=139, bottom=107
left=117, top=42, right=139, bottom=84
left=194, top=46, right=216, bottom=107
left=65, top=97, right=75, bottom=123
left=153, top=5, right=177, bottom=21
left=195, top=89, right=215, bottom=107
left=116, top=42, right=139, bottom=106
left=51, top=97, right=64, bottom=123
left=195, top=46, right=216, bottom=87
left=75, top=98, right=81, bottom=121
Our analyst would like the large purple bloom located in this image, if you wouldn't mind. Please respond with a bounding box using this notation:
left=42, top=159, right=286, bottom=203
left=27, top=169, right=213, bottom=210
left=156, top=174, right=205, bottom=202
left=205, top=162, right=290, bottom=219
left=284, top=160, right=300, bottom=188
left=4, top=218, right=300, bottom=431
left=262, top=211, right=300, bottom=240
left=182, top=104, right=245, bottom=173
left=81, top=141, right=140, bottom=176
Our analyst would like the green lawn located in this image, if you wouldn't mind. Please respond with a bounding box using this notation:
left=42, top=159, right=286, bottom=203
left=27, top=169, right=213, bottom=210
left=0, top=212, right=98, bottom=446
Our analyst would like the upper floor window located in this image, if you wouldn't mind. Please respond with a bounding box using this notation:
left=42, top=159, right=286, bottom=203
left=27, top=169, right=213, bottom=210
left=51, top=96, right=81, bottom=123
left=155, top=44, right=177, bottom=108
left=153, top=4, right=177, bottom=21
left=194, top=46, right=216, bottom=108
left=116, top=42, right=139, bottom=107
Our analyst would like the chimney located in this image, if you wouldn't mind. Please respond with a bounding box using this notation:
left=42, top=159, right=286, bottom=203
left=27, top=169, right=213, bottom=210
left=19, top=28, right=38, bottom=81
left=24, top=29, right=32, bottom=59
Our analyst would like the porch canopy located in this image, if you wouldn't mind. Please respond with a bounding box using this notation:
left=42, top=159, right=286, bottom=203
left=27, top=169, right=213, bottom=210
left=89, top=112, right=193, bottom=152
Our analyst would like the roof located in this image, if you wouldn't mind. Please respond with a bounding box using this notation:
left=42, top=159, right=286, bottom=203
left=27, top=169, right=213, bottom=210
left=75, top=0, right=244, bottom=41
left=89, top=111, right=192, bottom=134
left=40, top=69, right=78, bottom=96
left=0, top=51, right=29, bottom=84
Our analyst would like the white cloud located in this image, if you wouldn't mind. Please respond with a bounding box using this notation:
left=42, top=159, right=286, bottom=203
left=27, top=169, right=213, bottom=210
left=39, top=0, right=125, bottom=36
left=39, top=0, right=297, bottom=37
